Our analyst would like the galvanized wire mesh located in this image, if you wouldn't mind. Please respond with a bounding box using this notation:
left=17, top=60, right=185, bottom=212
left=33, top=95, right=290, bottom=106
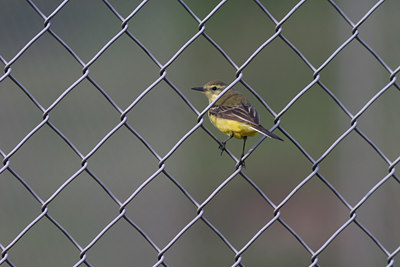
left=0, top=0, right=399, bottom=266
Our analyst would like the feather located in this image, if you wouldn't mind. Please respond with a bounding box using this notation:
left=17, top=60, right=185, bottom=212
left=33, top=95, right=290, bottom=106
left=209, top=104, right=260, bottom=125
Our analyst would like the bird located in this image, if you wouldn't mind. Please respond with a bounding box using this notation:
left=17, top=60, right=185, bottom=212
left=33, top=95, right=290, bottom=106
left=192, top=80, right=283, bottom=166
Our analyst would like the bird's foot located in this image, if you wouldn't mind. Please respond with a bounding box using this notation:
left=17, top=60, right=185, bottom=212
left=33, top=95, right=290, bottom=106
left=219, top=143, right=226, bottom=156
left=237, top=158, right=246, bottom=169
left=219, top=134, right=234, bottom=156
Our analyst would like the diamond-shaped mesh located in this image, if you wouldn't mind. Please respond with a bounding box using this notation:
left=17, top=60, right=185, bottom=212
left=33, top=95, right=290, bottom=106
left=0, top=0, right=399, bottom=266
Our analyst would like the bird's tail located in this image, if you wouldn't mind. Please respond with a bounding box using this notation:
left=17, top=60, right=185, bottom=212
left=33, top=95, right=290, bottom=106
left=250, top=125, right=283, bottom=141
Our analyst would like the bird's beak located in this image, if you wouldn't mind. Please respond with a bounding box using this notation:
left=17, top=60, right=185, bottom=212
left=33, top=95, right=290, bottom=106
left=191, top=86, right=204, bottom=92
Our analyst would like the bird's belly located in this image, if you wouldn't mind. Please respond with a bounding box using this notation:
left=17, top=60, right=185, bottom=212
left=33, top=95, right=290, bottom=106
left=209, top=115, right=258, bottom=139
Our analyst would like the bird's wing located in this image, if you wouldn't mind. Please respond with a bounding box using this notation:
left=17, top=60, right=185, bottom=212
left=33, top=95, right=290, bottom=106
left=209, top=104, right=260, bottom=125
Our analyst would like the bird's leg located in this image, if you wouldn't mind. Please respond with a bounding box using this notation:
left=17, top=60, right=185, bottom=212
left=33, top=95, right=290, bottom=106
left=239, top=136, right=247, bottom=167
left=219, top=133, right=234, bottom=155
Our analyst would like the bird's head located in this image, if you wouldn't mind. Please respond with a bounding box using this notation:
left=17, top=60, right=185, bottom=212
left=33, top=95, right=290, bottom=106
left=191, top=80, right=227, bottom=102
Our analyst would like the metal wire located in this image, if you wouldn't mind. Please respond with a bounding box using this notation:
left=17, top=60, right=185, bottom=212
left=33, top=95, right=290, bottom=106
left=0, top=0, right=399, bottom=266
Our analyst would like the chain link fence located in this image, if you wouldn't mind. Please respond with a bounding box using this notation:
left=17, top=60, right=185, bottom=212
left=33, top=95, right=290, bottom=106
left=0, top=0, right=399, bottom=266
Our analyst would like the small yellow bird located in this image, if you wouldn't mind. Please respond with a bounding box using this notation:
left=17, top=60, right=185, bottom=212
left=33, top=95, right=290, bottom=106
left=192, top=80, right=282, bottom=165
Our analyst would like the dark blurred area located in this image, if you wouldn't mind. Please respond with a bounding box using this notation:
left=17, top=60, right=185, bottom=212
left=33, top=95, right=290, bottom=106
left=0, top=0, right=399, bottom=266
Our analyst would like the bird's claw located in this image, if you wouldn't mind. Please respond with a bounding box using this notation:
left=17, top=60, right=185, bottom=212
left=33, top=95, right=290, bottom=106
left=240, top=159, right=246, bottom=168
left=236, top=158, right=246, bottom=169
left=219, top=143, right=226, bottom=156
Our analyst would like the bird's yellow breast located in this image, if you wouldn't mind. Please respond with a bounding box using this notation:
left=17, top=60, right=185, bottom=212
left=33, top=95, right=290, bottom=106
left=208, top=114, right=258, bottom=139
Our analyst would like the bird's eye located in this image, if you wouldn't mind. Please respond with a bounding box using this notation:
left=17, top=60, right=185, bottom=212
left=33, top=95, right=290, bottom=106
left=212, top=86, right=217, bottom=91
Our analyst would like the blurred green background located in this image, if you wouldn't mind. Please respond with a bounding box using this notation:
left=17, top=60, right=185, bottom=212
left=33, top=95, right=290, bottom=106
left=0, top=0, right=399, bottom=266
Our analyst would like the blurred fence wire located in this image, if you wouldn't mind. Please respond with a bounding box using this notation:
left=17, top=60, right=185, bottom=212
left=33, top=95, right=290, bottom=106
left=0, top=0, right=399, bottom=266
